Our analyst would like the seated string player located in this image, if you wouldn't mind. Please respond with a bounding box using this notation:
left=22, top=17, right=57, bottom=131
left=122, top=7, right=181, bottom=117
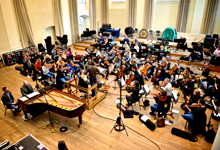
left=67, top=60, right=80, bottom=79
left=113, top=52, right=121, bottom=71
left=149, top=90, right=168, bottom=117
left=157, top=78, right=172, bottom=103
left=94, top=49, right=101, bottom=61
left=1, top=87, right=21, bottom=116
left=172, top=67, right=191, bottom=88
left=42, top=62, right=56, bottom=82
left=181, top=89, right=201, bottom=112
left=108, top=33, right=114, bottom=43
left=210, top=38, right=219, bottom=53
left=176, top=36, right=187, bottom=52
left=36, top=52, right=44, bottom=62
left=158, top=45, right=166, bottom=60
left=23, top=55, right=33, bottom=77
left=189, top=43, right=203, bottom=61
left=210, top=45, right=220, bottom=66
left=124, top=50, right=131, bottom=63
left=142, top=57, right=153, bottom=81
left=56, top=65, right=72, bottom=84
left=156, top=57, right=168, bottom=71
left=100, top=57, right=110, bottom=80
left=103, top=38, right=110, bottom=53
left=182, top=100, right=206, bottom=131
left=20, top=81, right=34, bottom=96
left=99, top=33, right=103, bottom=44
left=121, top=59, right=130, bottom=78
left=65, top=47, right=74, bottom=62
left=131, top=66, right=141, bottom=81
left=180, top=74, right=195, bottom=98
left=170, top=60, right=181, bottom=81
left=133, top=42, right=139, bottom=56
left=74, top=52, right=84, bottom=70
left=143, top=43, right=154, bottom=58
left=33, top=59, right=43, bottom=80
left=152, top=65, right=167, bottom=86
left=130, top=54, right=139, bottom=68
left=202, top=76, right=220, bottom=100
left=124, top=41, right=130, bottom=51
left=125, top=80, right=140, bottom=107
left=195, top=63, right=210, bottom=87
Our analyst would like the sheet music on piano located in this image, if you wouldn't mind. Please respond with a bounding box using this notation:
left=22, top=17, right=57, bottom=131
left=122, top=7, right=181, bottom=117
left=19, top=96, right=29, bottom=102
left=26, top=91, right=40, bottom=99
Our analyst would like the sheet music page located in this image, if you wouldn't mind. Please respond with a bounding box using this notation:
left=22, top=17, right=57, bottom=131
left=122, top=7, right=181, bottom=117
left=120, top=77, right=126, bottom=87
left=144, top=84, right=150, bottom=93
left=98, top=67, right=106, bottom=74
left=27, top=91, right=40, bottom=98
left=172, top=91, right=177, bottom=100
left=19, top=96, right=28, bottom=102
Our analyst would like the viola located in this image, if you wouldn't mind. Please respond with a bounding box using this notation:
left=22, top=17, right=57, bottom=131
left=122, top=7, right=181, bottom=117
left=104, top=60, right=109, bottom=65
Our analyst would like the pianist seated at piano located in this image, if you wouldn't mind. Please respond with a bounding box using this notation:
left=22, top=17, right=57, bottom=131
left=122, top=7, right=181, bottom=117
left=20, top=81, right=34, bottom=97
left=1, top=87, right=21, bottom=116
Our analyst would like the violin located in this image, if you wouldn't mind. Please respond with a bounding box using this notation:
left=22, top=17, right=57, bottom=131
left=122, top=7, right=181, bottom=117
left=104, top=60, right=109, bottom=65
left=125, top=73, right=135, bottom=85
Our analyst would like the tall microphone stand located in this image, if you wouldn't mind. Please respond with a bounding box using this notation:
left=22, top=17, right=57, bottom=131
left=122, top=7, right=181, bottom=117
left=110, top=56, right=128, bottom=136
left=35, top=76, right=58, bottom=132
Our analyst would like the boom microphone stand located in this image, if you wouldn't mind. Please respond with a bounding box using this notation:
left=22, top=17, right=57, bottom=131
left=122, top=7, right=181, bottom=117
left=35, top=77, right=58, bottom=132
left=110, top=56, right=128, bottom=136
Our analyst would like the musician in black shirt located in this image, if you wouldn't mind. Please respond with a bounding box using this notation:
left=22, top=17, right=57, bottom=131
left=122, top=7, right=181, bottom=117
left=100, top=57, right=110, bottom=80
left=125, top=80, right=140, bottom=106
left=180, top=74, right=195, bottom=98
left=190, top=43, right=203, bottom=61
left=195, top=63, right=210, bottom=84
left=177, top=36, right=187, bottom=52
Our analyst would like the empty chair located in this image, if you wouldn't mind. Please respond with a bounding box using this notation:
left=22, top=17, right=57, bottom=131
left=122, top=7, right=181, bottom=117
left=149, top=30, right=154, bottom=40
left=155, top=30, right=161, bottom=40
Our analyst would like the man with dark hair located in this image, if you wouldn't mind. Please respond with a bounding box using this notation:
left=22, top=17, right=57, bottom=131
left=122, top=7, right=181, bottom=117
left=1, top=87, right=20, bottom=116
left=84, top=61, right=100, bottom=97
left=180, top=74, right=195, bottom=98
left=20, top=81, right=34, bottom=96
left=125, top=80, right=140, bottom=106
left=182, top=99, right=206, bottom=122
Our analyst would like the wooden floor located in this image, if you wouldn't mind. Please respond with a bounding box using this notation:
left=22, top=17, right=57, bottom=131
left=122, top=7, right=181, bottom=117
left=0, top=50, right=220, bottom=150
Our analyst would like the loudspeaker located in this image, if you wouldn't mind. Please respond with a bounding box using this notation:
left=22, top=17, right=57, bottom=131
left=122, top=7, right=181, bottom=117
left=45, top=36, right=52, bottom=54
left=171, top=127, right=198, bottom=142
left=2, top=53, right=16, bottom=66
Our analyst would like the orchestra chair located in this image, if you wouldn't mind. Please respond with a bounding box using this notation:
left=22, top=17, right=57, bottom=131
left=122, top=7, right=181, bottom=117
left=131, top=95, right=142, bottom=111
left=2, top=102, right=14, bottom=116
left=149, top=30, right=154, bottom=40
left=184, top=114, right=207, bottom=134
left=155, top=30, right=161, bottom=40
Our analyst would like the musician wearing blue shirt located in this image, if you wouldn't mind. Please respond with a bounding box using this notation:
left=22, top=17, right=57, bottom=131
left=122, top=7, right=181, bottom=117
left=124, top=35, right=130, bottom=45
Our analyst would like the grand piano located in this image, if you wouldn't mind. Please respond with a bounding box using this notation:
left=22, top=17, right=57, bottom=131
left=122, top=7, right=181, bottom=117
left=18, top=88, right=86, bottom=125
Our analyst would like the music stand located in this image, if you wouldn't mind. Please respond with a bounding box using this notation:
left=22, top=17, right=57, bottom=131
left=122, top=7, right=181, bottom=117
left=108, top=39, right=113, bottom=43
left=92, top=44, right=100, bottom=48
left=119, top=47, right=125, bottom=51
left=120, top=41, right=125, bottom=45
left=141, top=43, right=147, bottom=47
left=207, top=97, right=218, bottom=129
left=130, top=49, right=137, bottom=53
left=166, top=91, right=179, bottom=119
left=140, top=84, right=151, bottom=110
left=131, top=44, right=135, bottom=47
left=187, top=48, right=194, bottom=53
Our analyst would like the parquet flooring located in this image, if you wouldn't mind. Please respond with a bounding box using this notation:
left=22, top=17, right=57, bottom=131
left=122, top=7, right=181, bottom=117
left=0, top=49, right=219, bottom=150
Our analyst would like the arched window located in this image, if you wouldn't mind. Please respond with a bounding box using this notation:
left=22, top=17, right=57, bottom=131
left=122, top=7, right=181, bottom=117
left=78, top=17, right=84, bottom=25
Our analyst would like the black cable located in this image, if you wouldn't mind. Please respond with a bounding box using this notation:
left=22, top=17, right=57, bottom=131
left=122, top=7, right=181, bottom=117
left=93, top=105, right=161, bottom=150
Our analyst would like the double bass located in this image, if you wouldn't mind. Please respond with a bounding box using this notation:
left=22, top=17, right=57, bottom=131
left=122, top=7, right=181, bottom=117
left=140, top=64, right=151, bottom=76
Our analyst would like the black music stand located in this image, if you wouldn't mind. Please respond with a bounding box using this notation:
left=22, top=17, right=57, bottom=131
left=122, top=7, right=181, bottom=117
left=92, top=44, right=100, bottom=48
left=130, top=49, right=137, bottom=53
left=207, top=97, right=218, bottom=129
left=108, top=39, right=113, bottom=43
left=120, top=41, right=125, bottom=45
left=119, top=47, right=125, bottom=51
left=141, top=43, right=147, bottom=47
left=166, top=91, right=179, bottom=119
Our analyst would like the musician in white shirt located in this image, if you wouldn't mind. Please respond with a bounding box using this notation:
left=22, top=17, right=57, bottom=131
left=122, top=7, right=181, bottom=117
left=145, top=37, right=151, bottom=45
left=124, top=41, right=130, bottom=51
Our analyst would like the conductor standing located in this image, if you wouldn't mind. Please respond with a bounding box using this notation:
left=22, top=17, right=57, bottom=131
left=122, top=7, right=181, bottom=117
left=84, top=61, right=100, bottom=97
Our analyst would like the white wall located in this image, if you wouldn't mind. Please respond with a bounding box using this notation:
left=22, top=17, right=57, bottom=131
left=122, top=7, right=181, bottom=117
left=25, top=0, right=54, bottom=44
left=190, top=0, right=206, bottom=34
left=0, top=0, right=21, bottom=51
left=154, top=1, right=179, bottom=31
left=0, top=4, right=10, bottom=55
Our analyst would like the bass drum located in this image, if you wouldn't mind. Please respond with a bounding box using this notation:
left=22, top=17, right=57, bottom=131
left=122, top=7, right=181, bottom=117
left=139, top=29, right=148, bottom=39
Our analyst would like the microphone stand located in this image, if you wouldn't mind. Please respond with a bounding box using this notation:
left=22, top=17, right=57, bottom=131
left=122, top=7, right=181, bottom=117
left=110, top=56, right=128, bottom=136
left=35, top=76, right=58, bottom=132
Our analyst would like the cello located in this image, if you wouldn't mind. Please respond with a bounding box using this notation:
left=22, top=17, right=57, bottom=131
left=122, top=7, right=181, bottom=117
left=151, top=71, right=161, bottom=83
left=117, top=65, right=126, bottom=78
left=140, top=64, right=151, bottom=76
left=125, top=73, right=135, bottom=85
left=168, top=65, right=178, bottom=75
left=157, top=62, right=168, bottom=71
